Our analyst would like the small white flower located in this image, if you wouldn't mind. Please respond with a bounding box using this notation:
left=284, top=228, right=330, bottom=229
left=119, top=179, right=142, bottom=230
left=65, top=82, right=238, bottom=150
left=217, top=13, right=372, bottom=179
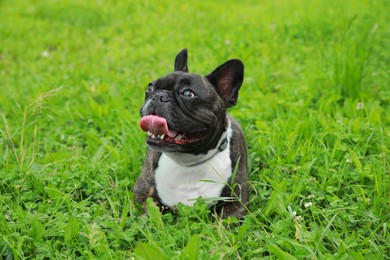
left=304, top=202, right=313, bottom=208
left=307, top=194, right=315, bottom=199
left=346, top=158, right=353, bottom=164
left=356, top=102, right=364, bottom=110
left=41, top=50, right=50, bottom=57
left=224, top=39, right=231, bottom=45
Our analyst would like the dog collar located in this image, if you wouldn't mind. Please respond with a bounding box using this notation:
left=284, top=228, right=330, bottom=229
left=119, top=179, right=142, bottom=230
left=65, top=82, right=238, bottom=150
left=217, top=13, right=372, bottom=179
left=184, top=137, right=229, bottom=167
left=164, top=119, right=232, bottom=167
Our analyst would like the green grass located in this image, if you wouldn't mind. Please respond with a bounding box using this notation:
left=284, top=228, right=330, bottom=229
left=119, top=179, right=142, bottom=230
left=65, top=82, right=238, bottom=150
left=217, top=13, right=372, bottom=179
left=0, top=0, right=389, bottom=258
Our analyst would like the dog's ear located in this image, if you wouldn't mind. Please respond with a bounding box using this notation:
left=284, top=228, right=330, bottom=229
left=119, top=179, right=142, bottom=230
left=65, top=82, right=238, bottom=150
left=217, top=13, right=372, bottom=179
left=174, top=49, right=189, bottom=72
left=206, top=59, right=244, bottom=107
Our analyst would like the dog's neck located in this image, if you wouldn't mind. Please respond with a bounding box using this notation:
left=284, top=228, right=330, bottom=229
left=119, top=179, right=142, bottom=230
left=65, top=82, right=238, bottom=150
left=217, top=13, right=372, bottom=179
left=164, top=119, right=231, bottom=167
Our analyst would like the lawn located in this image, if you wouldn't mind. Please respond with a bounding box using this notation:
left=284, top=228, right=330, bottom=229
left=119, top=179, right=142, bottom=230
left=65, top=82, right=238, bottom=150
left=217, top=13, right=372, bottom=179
left=0, top=0, right=389, bottom=258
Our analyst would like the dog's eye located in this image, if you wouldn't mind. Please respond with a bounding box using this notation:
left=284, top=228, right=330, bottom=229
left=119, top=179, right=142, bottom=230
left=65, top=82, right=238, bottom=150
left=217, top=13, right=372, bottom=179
left=147, top=83, right=154, bottom=92
left=181, top=89, right=195, bottom=98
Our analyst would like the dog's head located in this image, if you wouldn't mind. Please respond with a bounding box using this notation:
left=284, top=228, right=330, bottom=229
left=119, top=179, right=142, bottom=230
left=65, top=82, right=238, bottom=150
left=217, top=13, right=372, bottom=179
left=140, top=49, right=244, bottom=154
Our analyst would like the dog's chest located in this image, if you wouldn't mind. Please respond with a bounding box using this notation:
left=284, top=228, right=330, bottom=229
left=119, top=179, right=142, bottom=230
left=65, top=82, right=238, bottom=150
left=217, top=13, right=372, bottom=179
left=155, top=148, right=232, bottom=208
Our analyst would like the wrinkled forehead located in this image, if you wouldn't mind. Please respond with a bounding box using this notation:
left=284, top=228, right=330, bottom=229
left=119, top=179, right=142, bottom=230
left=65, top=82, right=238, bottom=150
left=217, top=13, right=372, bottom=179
left=154, top=72, right=210, bottom=90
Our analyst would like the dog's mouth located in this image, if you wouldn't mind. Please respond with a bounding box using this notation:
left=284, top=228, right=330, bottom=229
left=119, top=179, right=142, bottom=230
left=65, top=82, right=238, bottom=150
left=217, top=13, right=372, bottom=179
left=140, top=115, right=206, bottom=145
left=146, top=131, right=205, bottom=145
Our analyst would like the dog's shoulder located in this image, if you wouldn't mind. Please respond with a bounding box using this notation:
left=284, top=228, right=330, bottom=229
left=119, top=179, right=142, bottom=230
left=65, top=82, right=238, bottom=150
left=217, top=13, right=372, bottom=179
left=227, top=114, right=247, bottom=155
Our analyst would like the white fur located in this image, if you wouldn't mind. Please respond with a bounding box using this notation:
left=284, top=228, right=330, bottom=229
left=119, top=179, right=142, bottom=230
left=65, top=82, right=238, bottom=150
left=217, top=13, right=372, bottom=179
left=155, top=121, right=233, bottom=208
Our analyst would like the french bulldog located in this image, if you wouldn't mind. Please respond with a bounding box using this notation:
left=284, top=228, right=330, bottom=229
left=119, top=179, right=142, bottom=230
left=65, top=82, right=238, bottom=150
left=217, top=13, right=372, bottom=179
left=134, top=49, right=248, bottom=219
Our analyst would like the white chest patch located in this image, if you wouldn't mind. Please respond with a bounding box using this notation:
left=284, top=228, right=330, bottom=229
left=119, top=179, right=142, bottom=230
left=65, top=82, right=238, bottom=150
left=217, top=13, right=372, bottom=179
left=155, top=124, right=233, bottom=208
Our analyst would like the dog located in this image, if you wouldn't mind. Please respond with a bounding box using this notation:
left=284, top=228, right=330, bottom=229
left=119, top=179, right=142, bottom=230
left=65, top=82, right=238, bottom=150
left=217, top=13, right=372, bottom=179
left=134, top=49, right=248, bottom=219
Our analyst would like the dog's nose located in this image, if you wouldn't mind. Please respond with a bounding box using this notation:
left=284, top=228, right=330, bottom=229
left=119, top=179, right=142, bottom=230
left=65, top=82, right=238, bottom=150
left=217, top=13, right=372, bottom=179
left=152, top=92, right=170, bottom=102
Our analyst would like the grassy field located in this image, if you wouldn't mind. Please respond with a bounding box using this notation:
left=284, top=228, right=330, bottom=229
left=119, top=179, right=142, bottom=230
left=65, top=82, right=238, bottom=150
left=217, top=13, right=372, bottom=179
left=0, top=0, right=389, bottom=258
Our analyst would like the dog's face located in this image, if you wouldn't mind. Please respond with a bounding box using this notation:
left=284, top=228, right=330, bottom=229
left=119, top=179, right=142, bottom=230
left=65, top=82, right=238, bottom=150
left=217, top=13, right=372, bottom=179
left=140, top=49, right=244, bottom=154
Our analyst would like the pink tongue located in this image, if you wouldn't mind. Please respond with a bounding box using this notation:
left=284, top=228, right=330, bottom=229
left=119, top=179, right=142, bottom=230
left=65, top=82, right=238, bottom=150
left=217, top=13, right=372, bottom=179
left=140, top=115, right=178, bottom=138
